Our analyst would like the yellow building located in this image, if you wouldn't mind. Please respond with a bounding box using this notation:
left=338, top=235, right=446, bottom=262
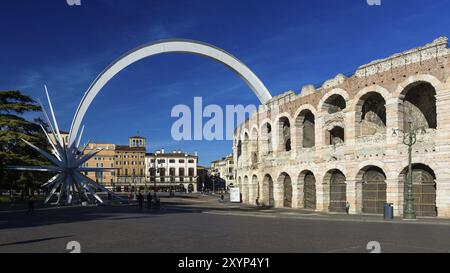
left=115, top=136, right=146, bottom=190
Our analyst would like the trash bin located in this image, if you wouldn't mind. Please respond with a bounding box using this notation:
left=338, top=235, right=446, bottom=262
left=383, top=203, right=394, bottom=220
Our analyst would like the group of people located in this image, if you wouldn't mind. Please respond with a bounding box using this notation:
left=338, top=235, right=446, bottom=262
left=136, top=191, right=160, bottom=210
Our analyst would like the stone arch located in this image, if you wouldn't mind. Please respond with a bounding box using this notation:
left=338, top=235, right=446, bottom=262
left=277, top=172, right=293, bottom=208
left=298, top=170, right=316, bottom=210
left=398, top=81, right=437, bottom=131
left=394, top=74, right=444, bottom=98
left=293, top=104, right=318, bottom=120
left=393, top=74, right=445, bottom=129
left=249, top=127, right=259, bottom=166
left=243, top=176, right=250, bottom=204
left=295, top=108, right=316, bottom=149
left=318, top=88, right=350, bottom=113
left=355, top=165, right=387, bottom=214
left=351, top=85, right=391, bottom=112
left=261, top=174, right=274, bottom=207
left=251, top=175, right=259, bottom=205
left=250, top=125, right=259, bottom=140
left=353, top=87, right=388, bottom=138
left=260, top=121, right=273, bottom=155
left=324, top=169, right=347, bottom=213
left=69, top=39, right=272, bottom=145
left=275, top=115, right=292, bottom=152
left=327, top=125, right=345, bottom=145
left=399, top=163, right=437, bottom=217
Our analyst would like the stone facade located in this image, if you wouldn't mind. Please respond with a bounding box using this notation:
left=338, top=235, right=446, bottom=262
left=233, top=37, right=450, bottom=218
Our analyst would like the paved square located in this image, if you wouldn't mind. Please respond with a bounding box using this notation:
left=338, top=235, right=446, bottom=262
left=1, top=194, right=450, bottom=253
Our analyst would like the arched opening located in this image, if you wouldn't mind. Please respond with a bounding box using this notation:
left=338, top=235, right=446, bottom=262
left=295, top=109, right=315, bottom=149
left=327, top=126, right=345, bottom=145
left=325, top=169, right=346, bottom=212
left=261, top=123, right=273, bottom=155
left=243, top=133, right=250, bottom=163
left=400, top=164, right=437, bottom=217
left=322, top=94, right=346, bottom=114
left=250, top=128, right=259, bottom=165
left=243, top=176, right=250, bottom=203
left=277, top=117, right=291, bottom=152
left=252, top=175, right=259, bottom=204
left=356, top=92, right=386, bottom=137
left=278, top=172, right=292, bottom=208
left=237, top=139, right=242, bottom=159
left=188, top=183, right=194, bottom=193
left=262, top=174, right=274, bottom=207
left=300, top=171, right=316, bottom=210
left=359, top=166, right=387, bottom=214
left=401, top=82, right=437, bottom=131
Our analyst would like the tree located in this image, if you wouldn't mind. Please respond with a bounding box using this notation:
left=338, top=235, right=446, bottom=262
left=0, top=91, right=51, bottom=198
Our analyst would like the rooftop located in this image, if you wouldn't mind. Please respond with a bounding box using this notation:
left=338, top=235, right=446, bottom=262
left=115, top=145, right=146, bottom=152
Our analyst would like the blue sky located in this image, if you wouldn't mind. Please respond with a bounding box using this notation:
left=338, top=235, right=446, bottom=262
left=1, top=0, right=450, bottom=165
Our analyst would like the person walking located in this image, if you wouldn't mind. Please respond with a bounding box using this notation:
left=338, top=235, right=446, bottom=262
left=138, top=192, right=144, bottom=210
left=345, top=201, right=350, bottom=214
left=154, top=194, right=160, bottom=209
left=26, top=195, right=35, bottom=215
left=147, top=192, right=153, bottom=209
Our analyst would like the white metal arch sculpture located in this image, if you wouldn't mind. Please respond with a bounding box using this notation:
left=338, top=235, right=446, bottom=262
left=68, top=39, right=272, bottom=146
left=7, top=39, right=273, bottom=206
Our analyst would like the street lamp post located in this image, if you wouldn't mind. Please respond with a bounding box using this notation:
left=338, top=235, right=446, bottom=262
left=154, top=153, right=159, bottom=197
left=393, top=120, right=426, bottom=220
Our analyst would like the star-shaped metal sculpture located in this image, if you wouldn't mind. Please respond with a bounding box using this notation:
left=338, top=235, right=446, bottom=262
left=7, top=86, right=117, bottom=205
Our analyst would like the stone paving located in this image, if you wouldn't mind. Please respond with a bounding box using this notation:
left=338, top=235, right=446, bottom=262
left=1, top=193, right=450, bottom=253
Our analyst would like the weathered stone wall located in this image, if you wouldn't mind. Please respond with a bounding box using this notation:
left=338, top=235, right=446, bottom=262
left=234, top=37, right=450, bottom=218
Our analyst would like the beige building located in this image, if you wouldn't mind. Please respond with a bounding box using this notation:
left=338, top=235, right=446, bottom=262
left=234, top=37, right=450, bottom=218
left=210, top=154, right=235, bottom=188
left=48, top=130, right=70, bottom=147
left=82, top=143, right=116, bottom=189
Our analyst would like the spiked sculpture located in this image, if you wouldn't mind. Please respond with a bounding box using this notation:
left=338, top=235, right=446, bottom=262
left=7, top=86, right=116, bottom=205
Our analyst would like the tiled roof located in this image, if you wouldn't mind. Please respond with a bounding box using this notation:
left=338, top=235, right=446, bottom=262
left=115, top=145, right=146, bottom=152
left=146, top=152, right=198, bottom=158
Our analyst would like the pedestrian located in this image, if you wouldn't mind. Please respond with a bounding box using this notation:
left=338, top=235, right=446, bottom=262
left=154, top=195, right=160, bottom=209
left=147, top=192, right=153, bottom=209
left=138, top=192, right=144, bottom=210
left=345, top=201, right=350, bottom=214
left=256, top=198, right=260, bottom=207
left=27, top=195, right=35, bottom=215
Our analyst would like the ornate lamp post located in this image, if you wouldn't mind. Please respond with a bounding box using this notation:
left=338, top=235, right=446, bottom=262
left=393, top=119, right=426, bottom=220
